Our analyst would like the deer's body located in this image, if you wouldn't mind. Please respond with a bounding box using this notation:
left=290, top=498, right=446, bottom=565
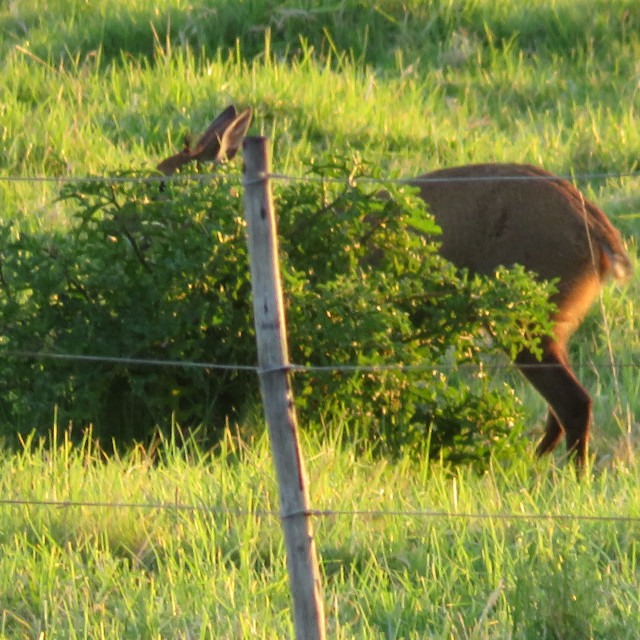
left=410, top=163, right=632, bottom=465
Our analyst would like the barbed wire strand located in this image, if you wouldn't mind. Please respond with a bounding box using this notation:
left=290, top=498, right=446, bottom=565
left=268, top=169, right=640, bottom=186
left=3, top=350, right=259, bottom=372
left=1, top=496, right=640, bottom=524
left=3, top=349, right=639, bottom=374
left=2, top=169, right=640, bottom=186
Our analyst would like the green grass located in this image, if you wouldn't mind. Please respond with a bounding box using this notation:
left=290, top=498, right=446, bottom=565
left=1, top=428, right=640, bottom=639
left=3, top=1, right=640, bottom=220
left=2, top=0, right=640, bottom=637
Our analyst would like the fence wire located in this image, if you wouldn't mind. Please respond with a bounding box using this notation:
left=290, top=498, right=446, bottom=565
left=2, top=168, right=640, bottom=185
left=1, top=496, right=640, bottom=525
left=3, top=348, right=640, bottom=375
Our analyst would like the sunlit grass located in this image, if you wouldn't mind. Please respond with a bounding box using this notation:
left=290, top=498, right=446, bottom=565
left=2, top=0, right=640, bottom=636
left=3, top=2, right=640, bottom=229
left=1, top=427, right=640, bottom=638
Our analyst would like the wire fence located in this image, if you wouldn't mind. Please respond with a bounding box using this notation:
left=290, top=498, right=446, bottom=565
left=1, top=496, right=640, bottom=525
left=1, top=166, right=638, bottom=523
left=3, top=168, right=640, bottom=185
left=3, top=347, right=640, bottom=375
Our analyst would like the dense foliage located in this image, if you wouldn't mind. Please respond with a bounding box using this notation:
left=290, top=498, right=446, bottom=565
left=0, top=158, right=555, bottom=461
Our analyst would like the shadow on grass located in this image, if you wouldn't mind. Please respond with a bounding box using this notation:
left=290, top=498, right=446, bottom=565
left=3, top=0, right=628, bottom=69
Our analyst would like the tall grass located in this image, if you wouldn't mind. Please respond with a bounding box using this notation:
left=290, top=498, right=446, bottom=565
left=3, top=2, right=640, bottom=215
left=1, top=427, right=639, bottom=639
left=2, top=1, right=640, bottom=636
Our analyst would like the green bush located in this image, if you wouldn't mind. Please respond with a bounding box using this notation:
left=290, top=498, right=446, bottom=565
left=0, top=170, right=256, bottom=445
left=0, top=157, right=555, bottom=463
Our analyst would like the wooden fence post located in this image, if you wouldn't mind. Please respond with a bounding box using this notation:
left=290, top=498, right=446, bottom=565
left=242, top=136, right=326, bottom=640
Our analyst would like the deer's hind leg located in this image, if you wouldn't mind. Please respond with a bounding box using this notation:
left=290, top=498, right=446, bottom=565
left=536, top=411, right=564, bottom=456
left=515, top=342, right=592, bottom=466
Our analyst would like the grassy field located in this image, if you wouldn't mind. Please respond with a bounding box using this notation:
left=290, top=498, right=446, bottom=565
left=1, top=428, right=640, bottom=639
left=2, top=0, right=640, bottom=637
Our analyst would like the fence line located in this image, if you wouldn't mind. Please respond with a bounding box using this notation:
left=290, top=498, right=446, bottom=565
left=2, top=168, right=640, bottom=186
left=3, top=348, right=639, bottom=375
left=1, top=495, right=640, bottom=525
left=0, top=172, right=226, bottom=185
left=3, top=350, right=258, bottom=372
left=268, top=169, right=640, bottom=186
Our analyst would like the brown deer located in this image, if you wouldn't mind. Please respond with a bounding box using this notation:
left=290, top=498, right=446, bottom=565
left=157, top=105, right=253, bottom=175
left=158, top=109, right=631, bottom=465
left=409, top=163, right=632, bottom=465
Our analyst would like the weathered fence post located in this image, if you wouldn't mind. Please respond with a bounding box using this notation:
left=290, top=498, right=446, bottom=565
left=242, top=136, right=326, bottom=640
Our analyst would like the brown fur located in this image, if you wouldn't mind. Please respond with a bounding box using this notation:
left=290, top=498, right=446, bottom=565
left=157, top=105, right=253, bottom=176
left=410, top=163, right=632, bottom=465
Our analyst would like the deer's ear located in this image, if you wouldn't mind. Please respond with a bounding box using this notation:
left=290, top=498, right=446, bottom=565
left=193, top=105, right=238, bottom=153
left=216, top=107, right=253, bottom=162
left=156, top=105, right=252, bottom=174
